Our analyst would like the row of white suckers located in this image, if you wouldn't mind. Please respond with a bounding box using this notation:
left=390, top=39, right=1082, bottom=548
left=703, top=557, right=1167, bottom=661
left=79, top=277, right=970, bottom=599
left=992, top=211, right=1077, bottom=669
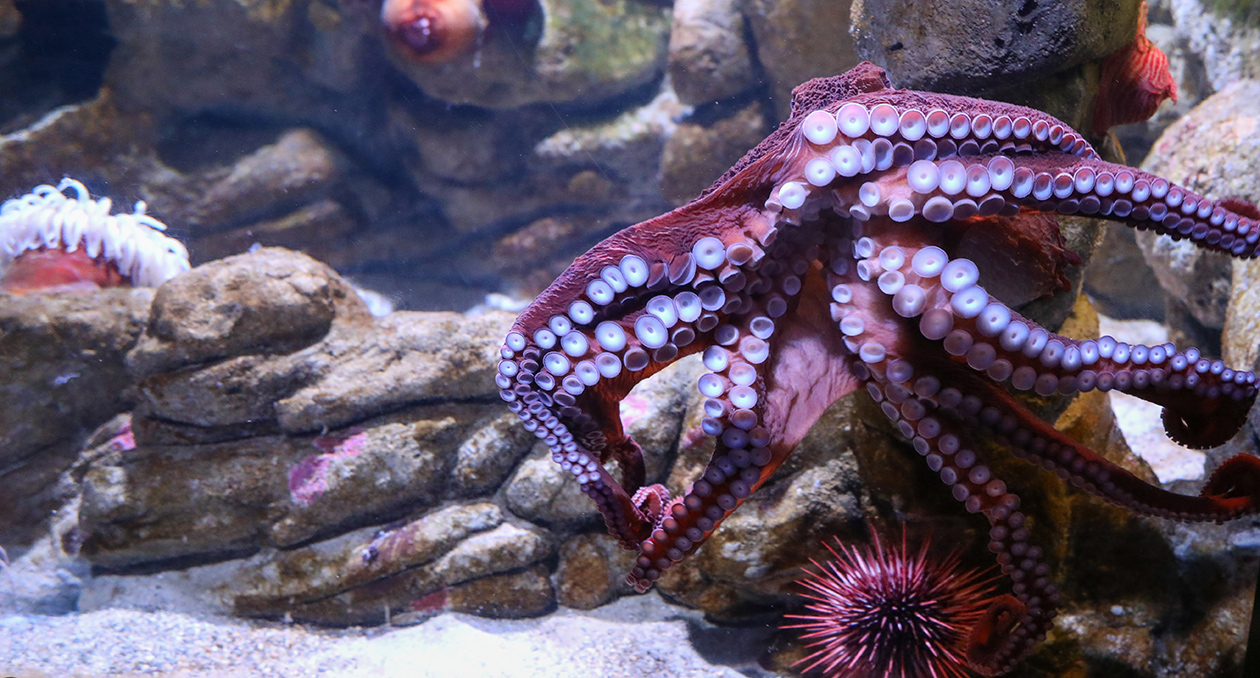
left=496, top=107, right=1258, bottom=468
left=498, top=236, right=788, bottom=398
left=769, top=101, right=1094, bottom=212
left=853, top=243, right=1236, bottom=525
left=497, top=230, right=1257, bottom=442
left=840, top=240, right=1258, bottom=400
left=766, top=104, right=1259, bottom=255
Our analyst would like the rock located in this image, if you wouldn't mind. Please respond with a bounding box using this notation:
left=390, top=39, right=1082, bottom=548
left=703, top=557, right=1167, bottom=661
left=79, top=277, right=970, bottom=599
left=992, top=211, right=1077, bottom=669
left=386, top=84, right=688, bottom=304
left=190, top=199, right=364, bottom=268
left=744, top=0, right=861, bottom=118
left=387, top=0, right=670, bottom=109
left=400, top=83, right=686, bottom=237
left=449, top=410, right=541, bottom=498
left=1047, top=522, right=1254, bottom=677
left=0, top=499, right=89, bottom=615
left=504, top=444, right=599, bottom=528
left=0, top=93, right=156, bottom=197
left=851, top=0, right=1142, bottom=95
left=446, top=565, right=556, bottom=619
left=103, top=0, right=376, bottom=122
left=0, top=288, right=152, bottom=547
left=241, top=522, right=555, bottom=625
left=81, top=503, right=557, bottom=625
left=1225, top=257, right=1260, bottom=374
left=273, top=309, right=513, bottom=434
left=255, top=503, right=508, bottom=608
left=1165, top=0, right=1260, bottom=92
left=269, top=408, right=484, bottom=547
left=175, top=129, right=345, bottom=237
left=1083, top=225, right=1167, bottom=320
left=80, top=395, right=529, bottom=570
left=1137, top=80, right=1260, bottom=332
left=554, top=533, right=636, bottom=610
left=667, top=0, right=756, bottom=105
left=660, top=100, right=769, bottom=206
left=79, top=433, right=310, bottom=569
left=127, top=248, right=365, bottom=380
left=78, top=248, right=533, bottom=569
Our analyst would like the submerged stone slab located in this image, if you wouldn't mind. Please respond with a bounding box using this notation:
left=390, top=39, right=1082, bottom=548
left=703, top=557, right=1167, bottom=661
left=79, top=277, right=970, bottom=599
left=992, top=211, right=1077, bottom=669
left=852, top=0, right=1142, bottom=94
left=0, top=288, right=152, bottom=546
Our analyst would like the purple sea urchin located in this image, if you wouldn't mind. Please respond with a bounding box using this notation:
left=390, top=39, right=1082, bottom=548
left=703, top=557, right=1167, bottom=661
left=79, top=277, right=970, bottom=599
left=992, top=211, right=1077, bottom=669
left=784, top=530, right=998, bottom=678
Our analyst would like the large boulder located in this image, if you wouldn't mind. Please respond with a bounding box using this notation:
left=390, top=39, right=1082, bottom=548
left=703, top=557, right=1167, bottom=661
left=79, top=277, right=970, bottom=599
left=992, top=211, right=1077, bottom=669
left=1137, top=80, right=1260, bottom=335
left=0, top=288, right=152, bottom=547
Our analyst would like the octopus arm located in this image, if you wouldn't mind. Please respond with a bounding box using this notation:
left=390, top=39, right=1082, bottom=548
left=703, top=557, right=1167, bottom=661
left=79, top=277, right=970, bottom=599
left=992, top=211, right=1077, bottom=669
left=861, top=357, right=1056, bottom=676
left=498, top=65, right=1260, bottom=673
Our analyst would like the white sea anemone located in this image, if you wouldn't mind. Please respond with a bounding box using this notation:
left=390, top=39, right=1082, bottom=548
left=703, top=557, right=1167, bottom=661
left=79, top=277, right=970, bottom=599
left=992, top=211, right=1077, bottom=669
left=0, top=177, right=190, bottom=288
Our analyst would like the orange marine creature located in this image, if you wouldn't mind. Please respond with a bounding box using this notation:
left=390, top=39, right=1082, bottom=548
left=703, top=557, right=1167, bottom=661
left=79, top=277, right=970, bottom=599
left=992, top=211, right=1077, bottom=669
left=380, top=0, right=534, bottom=64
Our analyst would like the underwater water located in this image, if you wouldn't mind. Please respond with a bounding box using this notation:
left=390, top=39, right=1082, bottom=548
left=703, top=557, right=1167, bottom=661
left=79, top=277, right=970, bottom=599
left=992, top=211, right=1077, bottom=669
left=3, top=0, right=1260, bottom=676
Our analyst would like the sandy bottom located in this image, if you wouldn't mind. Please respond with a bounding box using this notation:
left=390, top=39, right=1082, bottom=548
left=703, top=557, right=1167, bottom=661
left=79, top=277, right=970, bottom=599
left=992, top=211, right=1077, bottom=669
left=0, top=594, right=762, bottom=678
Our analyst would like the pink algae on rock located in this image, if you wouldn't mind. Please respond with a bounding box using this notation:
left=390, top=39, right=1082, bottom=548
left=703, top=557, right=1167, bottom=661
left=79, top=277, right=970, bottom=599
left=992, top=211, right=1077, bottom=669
left=288, top=428, right=370, bottom=507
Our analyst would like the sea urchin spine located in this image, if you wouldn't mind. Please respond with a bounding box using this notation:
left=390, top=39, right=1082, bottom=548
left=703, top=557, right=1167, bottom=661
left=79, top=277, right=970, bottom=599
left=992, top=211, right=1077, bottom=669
left=784, top=529, right=1000, bottom=678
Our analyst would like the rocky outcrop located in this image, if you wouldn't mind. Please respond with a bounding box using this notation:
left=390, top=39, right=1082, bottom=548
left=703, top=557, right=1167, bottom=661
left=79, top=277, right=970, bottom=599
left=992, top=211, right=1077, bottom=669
left=0, top=288, right=152, bottom=547
left=1138, top=80, right=1260, bottom=342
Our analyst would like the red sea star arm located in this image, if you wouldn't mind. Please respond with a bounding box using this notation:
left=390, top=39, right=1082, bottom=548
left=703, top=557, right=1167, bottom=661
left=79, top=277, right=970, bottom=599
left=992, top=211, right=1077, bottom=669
left=1093, top=0, right=1178, bottom=136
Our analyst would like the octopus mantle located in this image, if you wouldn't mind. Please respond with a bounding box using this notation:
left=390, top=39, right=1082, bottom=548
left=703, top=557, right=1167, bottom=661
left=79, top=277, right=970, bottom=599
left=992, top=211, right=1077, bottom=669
left=495, top=63, right=1260, bottom=674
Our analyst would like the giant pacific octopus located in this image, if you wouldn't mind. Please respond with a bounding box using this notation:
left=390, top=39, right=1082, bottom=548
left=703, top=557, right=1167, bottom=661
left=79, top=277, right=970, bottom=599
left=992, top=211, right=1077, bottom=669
left=495, top=63, right=1260, bottom=674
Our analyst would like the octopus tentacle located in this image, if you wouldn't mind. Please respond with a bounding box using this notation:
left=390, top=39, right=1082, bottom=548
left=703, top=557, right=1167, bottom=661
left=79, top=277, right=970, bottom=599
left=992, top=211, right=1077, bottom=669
left=827, top=150, right=1259, bottom=259
left=948, top=363, right=1260, bottom=522
left=861, top=367, right=1056, bottom=676
left=499, top=64, right=1260, bottom=672
left=628, top=227, right=863, bottom=591
left=857, top=242, right=1257, bottom=448
left=852, top=238, right=1260, bottom=520
left=995, top=154, right=1259, bottom=258
left=500, top=205, right=769, bottom=547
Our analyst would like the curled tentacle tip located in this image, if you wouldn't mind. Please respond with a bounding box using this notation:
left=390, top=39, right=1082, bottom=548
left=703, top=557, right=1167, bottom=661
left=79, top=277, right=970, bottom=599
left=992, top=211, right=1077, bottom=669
left=966, top=594, right=1027, bottom=675
left=1160, top=393, right=1255, bottom=450
left=380, top=0, right=487, bottom=64
left=1202, top=454, right=1260, bottom=509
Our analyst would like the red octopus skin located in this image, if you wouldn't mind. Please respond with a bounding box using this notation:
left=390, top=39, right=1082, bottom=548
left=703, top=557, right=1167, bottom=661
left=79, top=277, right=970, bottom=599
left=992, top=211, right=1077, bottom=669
left=495, top=62, right=1260, bottom=676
